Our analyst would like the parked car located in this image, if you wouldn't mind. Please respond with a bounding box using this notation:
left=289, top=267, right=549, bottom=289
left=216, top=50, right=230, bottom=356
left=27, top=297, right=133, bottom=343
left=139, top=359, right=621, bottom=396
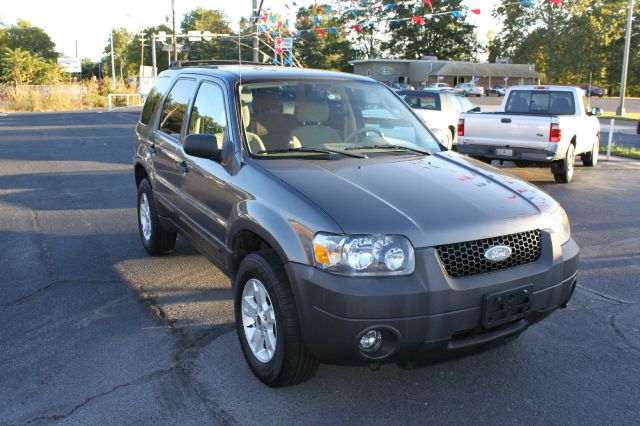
left=398, top=90, right=481, bottom=149
left=456, top=85, right=602, bottom=183
left=425, top=82, right=456, bottom=93
left=486, top=85, right=507, bottom=97
left=134, top=66, right=579, bottom=387
left=455, top=83, right=484, bottom=97
left=581, top=85, right=607, bottom=98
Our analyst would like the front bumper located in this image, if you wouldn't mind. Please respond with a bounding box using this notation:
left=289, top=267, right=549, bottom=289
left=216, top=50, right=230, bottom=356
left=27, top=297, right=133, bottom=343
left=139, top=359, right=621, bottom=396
left=456, top=144, right=560, bottom=162
left=286, top=233, right=579, bottom=366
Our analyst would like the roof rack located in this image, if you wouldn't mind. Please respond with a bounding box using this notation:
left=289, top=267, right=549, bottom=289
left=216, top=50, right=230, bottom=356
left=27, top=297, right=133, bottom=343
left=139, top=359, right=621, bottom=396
left=169, top=59, right=275, bottom=69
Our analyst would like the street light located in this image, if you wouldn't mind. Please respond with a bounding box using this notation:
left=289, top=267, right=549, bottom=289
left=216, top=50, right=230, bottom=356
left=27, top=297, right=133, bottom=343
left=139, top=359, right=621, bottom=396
left=616, top=0, right=636, bottom=116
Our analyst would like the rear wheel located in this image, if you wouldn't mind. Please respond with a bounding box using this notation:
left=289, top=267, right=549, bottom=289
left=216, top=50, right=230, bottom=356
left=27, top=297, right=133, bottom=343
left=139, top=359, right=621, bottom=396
left=137, top=179, right=177, bottom=254
left=581, top=137, right=599, bottom=167
left=235, top=250, right=319, bottom=387
left=553, top=144, right=575, bottom=183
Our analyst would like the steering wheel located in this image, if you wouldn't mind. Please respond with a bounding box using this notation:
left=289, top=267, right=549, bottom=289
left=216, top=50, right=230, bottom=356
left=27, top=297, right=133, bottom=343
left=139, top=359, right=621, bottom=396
left=344, top=128, right=385, bottom=144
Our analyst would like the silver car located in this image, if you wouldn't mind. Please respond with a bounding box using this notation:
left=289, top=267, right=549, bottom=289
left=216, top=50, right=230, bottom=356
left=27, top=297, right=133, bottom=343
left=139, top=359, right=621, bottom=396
left=456, top=83, right=485, bottom=97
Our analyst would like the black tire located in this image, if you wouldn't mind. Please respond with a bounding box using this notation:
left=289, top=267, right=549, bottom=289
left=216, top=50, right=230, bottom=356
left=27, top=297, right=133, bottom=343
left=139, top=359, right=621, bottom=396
left=553, top=144, right=575, bottom=184
left=234, top=250, right=319, bottom=387
left=137, top=178, right=177, bottom=255
left=581, top=137, right=599, bottom=167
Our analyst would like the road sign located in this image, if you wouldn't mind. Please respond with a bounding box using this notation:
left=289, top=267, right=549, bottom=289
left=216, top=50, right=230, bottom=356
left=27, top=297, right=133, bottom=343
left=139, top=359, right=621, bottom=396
left=188, top=30, right=202, bottom=41
left=57, top=57, right=81, bottom=73
left=202, top=31, right=213, bottom=41
left=161, top=44, right=182, bottom=52
left=156, top=31, right=167, bottom=42
left=280, top=37, right=293, bottom=49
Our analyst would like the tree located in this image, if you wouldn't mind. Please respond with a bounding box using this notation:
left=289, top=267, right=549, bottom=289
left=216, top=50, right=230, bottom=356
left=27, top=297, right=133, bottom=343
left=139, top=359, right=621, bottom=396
left=0, top=47, right=66, bottom=85
left=337, top=0, right=391, bottom=59
left=381, top=0, right=478, bottom=61
left=101, top=28, right=132, bottom=83
left=294, top=5, right=355, bottom=71
left=180, top=8, right=236, bottom=61
left=2, top=20, right=58, bottom=61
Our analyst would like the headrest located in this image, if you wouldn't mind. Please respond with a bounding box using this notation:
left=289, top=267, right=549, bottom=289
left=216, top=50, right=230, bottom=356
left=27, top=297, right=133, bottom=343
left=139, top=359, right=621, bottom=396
left=252, top=91, right=280, bottom=113
left=296, top=100, right=330, bottom=123
left=241, top=104, right=250, bottom=129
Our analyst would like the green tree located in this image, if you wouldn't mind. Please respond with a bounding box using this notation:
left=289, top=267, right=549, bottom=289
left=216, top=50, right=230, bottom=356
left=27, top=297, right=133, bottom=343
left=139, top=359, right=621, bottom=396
left=2, top=20, right=58, bottom=60
left=337, top=0, right=390, bottom=59
left=0, top=47, right=66, bottom=84
left=101, top=28, right=133, bottom=83
left=294, top=5, right=355, bottom=71
left=381, top=0, right=478, bottom=61
left=180, top=8, right=236, bottom=61
left=124, top=24, right=173, bottom=76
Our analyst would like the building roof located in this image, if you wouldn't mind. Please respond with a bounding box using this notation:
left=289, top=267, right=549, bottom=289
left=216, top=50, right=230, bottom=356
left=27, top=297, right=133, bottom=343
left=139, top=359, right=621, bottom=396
left=350, top=59, right=543, bottom=78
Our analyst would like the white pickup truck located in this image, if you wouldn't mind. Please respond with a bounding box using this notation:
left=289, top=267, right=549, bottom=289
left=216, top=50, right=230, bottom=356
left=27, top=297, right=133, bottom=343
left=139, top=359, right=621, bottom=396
left=456, top=85, right=602, bottom=183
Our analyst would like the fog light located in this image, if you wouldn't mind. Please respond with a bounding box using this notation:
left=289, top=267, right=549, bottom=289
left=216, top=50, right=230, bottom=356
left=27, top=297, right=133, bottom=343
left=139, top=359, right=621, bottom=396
left=359, top=330, right=382, bottom=352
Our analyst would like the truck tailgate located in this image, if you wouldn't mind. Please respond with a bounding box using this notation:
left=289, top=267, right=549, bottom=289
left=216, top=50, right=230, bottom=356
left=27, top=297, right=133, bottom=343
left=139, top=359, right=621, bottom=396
left=461, top=114, right=553, bottom=149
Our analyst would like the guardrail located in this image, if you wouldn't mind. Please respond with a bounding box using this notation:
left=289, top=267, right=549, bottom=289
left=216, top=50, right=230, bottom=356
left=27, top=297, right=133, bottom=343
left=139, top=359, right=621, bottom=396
left=107, top=93, right=143, bottom=112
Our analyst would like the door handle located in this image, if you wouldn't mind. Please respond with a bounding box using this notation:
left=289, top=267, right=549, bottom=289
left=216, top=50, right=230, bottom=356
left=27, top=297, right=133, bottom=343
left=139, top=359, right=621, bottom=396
left=501, top=118, right=511, bottom=123
left=147, top=144, right=157, bottom=155
left=176, top=161, right=188, bottom=174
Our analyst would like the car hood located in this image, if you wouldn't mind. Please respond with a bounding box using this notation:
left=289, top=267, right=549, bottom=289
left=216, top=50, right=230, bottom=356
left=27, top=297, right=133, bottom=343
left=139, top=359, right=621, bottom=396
left=258, top=151, right=558, bottom=247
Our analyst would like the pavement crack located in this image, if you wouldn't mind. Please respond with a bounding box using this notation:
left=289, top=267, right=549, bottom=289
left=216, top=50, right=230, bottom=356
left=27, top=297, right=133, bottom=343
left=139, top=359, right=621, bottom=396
left=608, top=314, right=640, bottom=354
left=575, top=284, right=633, bottom=305
left=138, top=287, right=238, bottom=425
left=10, top=368, right=178, bottom=426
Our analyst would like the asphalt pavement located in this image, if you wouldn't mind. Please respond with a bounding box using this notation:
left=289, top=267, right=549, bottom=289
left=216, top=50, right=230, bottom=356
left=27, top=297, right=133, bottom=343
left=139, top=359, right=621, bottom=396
left=1, top=111, right=639, bottom=425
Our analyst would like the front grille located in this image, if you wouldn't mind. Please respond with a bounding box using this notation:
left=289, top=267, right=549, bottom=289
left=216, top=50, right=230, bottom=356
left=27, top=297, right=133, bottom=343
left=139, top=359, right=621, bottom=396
left=436, top=230, right=541, bottom=278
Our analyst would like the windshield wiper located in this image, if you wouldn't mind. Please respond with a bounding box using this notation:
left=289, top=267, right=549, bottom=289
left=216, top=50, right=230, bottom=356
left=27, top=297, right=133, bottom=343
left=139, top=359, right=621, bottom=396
left=345, top=145, right=431, bottom=156
left=257, top=147, right=367, bottom=158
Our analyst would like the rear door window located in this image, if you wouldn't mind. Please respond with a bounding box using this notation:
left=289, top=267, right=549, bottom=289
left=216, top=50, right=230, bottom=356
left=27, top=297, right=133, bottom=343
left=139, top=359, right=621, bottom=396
left=140, top=76, right=171, bottom=124
left=158, top=78, right=196, bottom=138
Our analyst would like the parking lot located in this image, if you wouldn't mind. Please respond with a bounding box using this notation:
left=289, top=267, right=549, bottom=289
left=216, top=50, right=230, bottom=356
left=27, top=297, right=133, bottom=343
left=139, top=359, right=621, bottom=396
left=1, top=111, right=639, bottom=425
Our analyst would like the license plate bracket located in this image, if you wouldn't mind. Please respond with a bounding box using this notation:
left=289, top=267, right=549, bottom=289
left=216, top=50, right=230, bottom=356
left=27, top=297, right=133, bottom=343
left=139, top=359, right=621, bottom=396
left=495, top=148, right=514, bottom=157
left=482, top=284, right=533, bottom=328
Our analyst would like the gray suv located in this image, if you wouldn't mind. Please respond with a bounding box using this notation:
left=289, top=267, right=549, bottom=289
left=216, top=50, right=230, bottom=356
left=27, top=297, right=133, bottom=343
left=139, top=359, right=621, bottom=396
left=134, top=64, right=579, bottom=387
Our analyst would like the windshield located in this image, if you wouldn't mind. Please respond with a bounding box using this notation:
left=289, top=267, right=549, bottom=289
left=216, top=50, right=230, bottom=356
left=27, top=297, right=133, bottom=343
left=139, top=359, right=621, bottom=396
left=398, top=91, right=441, bottom=111
left=239, top=80, right=441, bottom=157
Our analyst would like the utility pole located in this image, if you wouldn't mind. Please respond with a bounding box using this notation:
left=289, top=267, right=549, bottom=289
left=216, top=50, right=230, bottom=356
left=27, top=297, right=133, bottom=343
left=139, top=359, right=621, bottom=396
left=75, top=40, right=78, bottom=58
left=616, top=0, right=635, bottom=116
left=252, top=0, right=259, bottom=62
left=151, top=34, right=157, bottom=77
left=171, top=0, right=177, bottom=64
left=110, top=29, right=116, bottom=89
left=140, top=33, right=145, bottom=69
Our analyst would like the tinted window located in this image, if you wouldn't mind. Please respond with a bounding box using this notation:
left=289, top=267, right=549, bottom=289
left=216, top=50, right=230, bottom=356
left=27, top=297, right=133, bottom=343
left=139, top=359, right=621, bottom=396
left=505, top=90, right=575, bottom=115
left=159, top=79, right=196, bottom=138
left=188, top=82, right=227, bottom=148
left=140, top=76, right=171, bottom=124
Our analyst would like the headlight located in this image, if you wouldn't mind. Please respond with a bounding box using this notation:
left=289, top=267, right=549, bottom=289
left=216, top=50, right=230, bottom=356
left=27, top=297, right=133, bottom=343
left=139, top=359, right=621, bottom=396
left=313, top=233, right=415, bottom=276
left=549, top=207, right=571, bottom=244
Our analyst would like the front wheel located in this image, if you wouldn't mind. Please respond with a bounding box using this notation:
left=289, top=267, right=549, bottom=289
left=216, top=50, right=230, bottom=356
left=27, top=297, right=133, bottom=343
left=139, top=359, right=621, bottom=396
left=235, top=250, right=319, bottom=387
left=581, top=137, right=599, bottom=167
left=553, top=144, right=575, bottom=183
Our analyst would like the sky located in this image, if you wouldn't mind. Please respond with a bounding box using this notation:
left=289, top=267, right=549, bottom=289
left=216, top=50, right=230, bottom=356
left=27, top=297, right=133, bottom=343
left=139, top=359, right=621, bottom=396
left=0, top=0, right=500, bottom=61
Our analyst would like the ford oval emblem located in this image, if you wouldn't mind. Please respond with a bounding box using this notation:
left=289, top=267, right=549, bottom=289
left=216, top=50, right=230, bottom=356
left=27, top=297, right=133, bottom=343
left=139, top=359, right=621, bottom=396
left=484, top=245, right=512, bottom=262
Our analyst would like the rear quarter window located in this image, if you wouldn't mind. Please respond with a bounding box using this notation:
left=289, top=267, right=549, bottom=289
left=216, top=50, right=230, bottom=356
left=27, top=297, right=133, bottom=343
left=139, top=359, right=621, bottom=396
left=140, top=76, right=172, bottom=125
left=505, top=90, right=575, bottom=115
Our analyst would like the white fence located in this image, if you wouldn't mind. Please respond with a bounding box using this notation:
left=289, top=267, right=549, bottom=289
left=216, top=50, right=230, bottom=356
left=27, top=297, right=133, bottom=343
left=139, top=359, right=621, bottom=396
left=107, top=93, right=144, bottom=112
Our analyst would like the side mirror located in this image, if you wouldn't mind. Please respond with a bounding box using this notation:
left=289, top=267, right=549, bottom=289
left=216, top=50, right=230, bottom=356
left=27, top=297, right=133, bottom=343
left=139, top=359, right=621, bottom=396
left=590, top=107, right=603, bottom=116
left=471, top=106, right=483, bottom=113
left=183, top=134, right=221, bottom=160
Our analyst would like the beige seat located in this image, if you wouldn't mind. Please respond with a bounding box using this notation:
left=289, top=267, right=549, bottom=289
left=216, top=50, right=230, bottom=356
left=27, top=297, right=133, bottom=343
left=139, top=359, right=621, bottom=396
left=241, top=105, right=265, bottom=153
left=289, top=100, right=342, bottom=148
left=251, top=91, right=298, bottom=149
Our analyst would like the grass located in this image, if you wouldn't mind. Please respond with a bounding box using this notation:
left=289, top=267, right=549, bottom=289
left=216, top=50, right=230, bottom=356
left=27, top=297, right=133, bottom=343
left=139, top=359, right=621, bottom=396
left=599, top=143, right=640, bottom=160
left=600, top=112, right=640, bottom=121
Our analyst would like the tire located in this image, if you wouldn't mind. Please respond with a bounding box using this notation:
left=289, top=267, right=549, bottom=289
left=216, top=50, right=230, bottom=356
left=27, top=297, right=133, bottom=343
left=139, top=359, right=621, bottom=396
left=581, top=136, right=599, bottom=167
left=234, top=250, right=319, bottom=387
left=553, top=144, right=575, bottom=183
left=137, top=178, right=177, bottom=255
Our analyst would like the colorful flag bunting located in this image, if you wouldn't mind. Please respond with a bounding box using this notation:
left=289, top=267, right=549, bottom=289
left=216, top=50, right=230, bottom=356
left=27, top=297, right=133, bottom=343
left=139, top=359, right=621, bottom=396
left=451, top=11, right=464, bottom=18
left=471, top=9, right=481, bottom=15
left=316, top=28, right=327, bottom=38
left=549, top=0, right=562, bottom=4
left=352, top=24, right=362, bottom=33
left=520, top=1, right=536, bottom=6
left=424, top=0, right=433, bottom=9
left=412, top=16, right=425, bottom=25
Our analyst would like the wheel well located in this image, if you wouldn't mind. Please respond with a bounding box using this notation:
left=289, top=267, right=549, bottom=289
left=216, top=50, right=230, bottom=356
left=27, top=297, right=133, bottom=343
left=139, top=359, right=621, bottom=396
left=135, top=163, right=149, bottom=188
left=570, top=136, right=577, bottom=147
left=448, top=125, right=456, bottom=138
left=231, top=230, right=276, bottom=277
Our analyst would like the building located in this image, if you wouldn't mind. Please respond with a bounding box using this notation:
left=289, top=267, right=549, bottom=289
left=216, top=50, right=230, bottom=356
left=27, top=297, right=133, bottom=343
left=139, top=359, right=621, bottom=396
left=350, top=58, right=543, bottom=88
